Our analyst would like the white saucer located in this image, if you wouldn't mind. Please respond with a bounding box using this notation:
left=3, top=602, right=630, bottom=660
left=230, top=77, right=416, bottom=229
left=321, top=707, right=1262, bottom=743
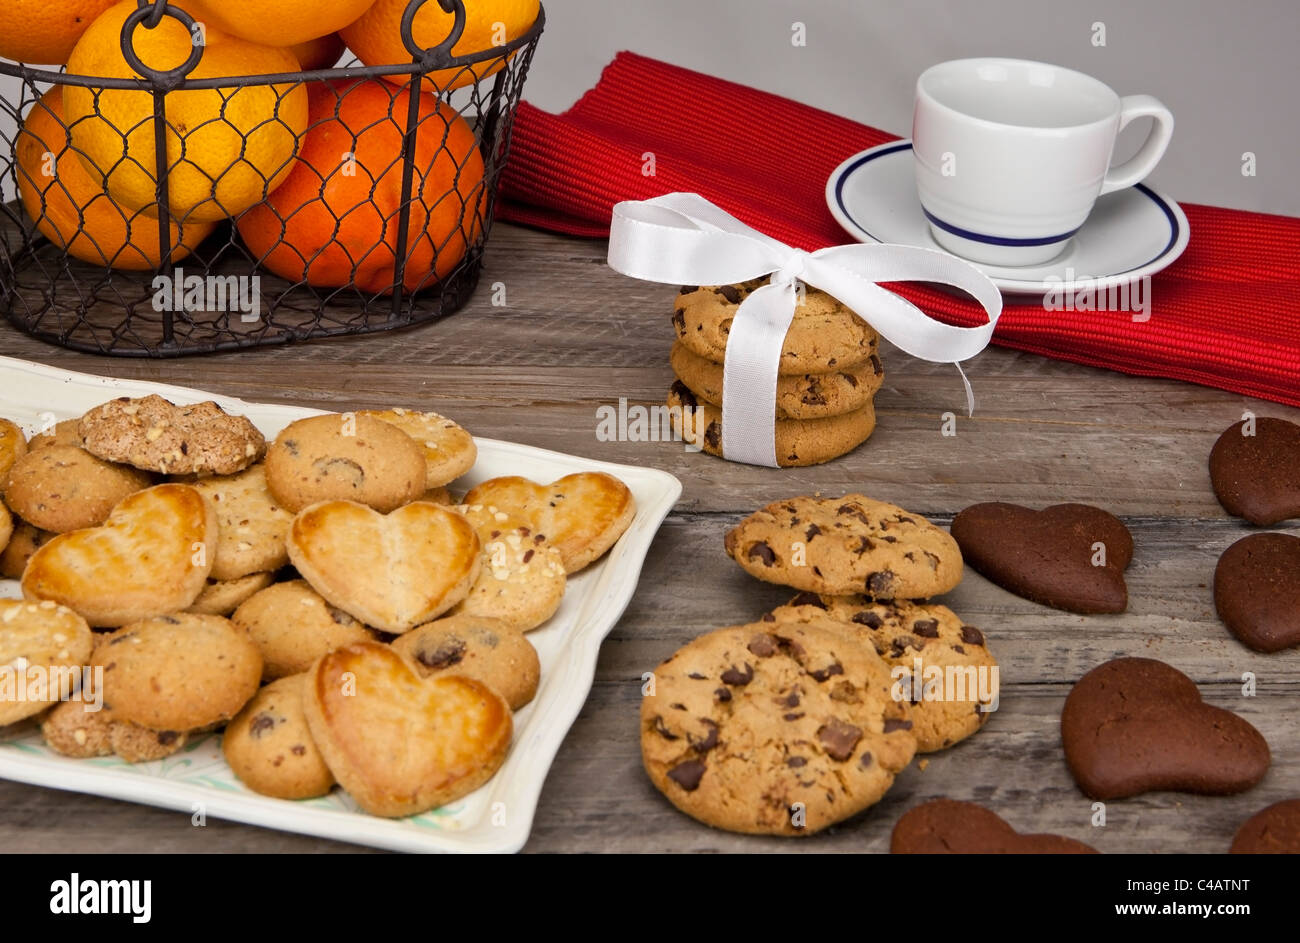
left=825, top=140, right=1191, bottom=296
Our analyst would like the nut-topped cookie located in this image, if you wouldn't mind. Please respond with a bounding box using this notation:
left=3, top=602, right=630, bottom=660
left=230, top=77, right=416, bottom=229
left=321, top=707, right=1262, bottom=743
left=674, top=282, right=878, bottom=374
left=78, top=395, right=265, bottom=476
left=641, top=619, right=917, bottom=836
left=670, top=339, right=883, bottom=421
left=725, top=494, right=963, bottom=599
left=769, top=593, right=997, bottom=752
left=265, top=413, right=427, bottom=513
left=449, top=503, right=566, bottom=632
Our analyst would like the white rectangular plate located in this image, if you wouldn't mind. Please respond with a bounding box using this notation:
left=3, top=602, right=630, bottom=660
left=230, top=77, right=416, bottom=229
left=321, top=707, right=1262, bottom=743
left=0, top=355, right=681, bottom=853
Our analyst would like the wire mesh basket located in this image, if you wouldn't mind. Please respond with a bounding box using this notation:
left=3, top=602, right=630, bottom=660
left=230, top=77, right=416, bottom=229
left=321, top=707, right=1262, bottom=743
left=0, top=0, right=544, bottom=356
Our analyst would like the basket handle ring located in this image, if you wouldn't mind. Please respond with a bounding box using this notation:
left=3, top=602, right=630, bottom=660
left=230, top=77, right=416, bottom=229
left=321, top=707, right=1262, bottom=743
left=122, top=0, right=205, bottom=90
left=401, top=0, right=468, bottom=66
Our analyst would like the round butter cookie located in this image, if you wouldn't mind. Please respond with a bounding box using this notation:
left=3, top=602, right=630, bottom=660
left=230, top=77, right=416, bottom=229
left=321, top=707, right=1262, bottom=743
left=357, top=408, right=476, bottom=489
left=0, top=598, right=94, bottom=726
left=265, top=413, right=426, bottom=513
left=27, top=419, right=82, bottom=452
left=668, top=381, right=876, bottom=467
left=391, top=614, right=540, bottom=710
left=232, top=579, right=375, bottom=680
left=673, top=282, right=878, bottom=375
left=0, top=520, right=53, bottom=580
left=92, top=613, right=262, bottom=731
left=223, top=674, right=334, bottom=799
left=641, top=619, right=917, bottom=836
left=192, top=464, right=293, bottom=580
left=0, top=502, right=11, bottom=555
left=185, top=572, right=275, bottom=617
left=0, top=418, right=28, bottom=483
left=3, top=445, right=153, bottom=533
left=670, top=339, right=883, bottom=421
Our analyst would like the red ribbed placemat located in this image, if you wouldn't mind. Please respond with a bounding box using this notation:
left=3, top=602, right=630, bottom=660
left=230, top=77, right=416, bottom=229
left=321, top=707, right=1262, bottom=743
left=498, top=52, right=1300, bottom=407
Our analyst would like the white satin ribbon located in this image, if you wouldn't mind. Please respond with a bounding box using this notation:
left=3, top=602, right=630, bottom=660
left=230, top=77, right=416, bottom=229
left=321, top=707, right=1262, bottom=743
left=607, top=192, right=1002, bottom=467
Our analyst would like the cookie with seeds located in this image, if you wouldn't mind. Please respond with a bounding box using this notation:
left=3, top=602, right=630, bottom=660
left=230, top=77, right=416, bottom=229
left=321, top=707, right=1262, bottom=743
left=41, top=698, right=113, bottom=758
left=78, top=395, right=265, bottom=475
left=185, top=572, right=275, bottom=617
left=0, top=418, right=27, bottom=483
left=461, top=472, right=635, bottom=574
left=92, top=613, right=262, bottom=732
left=641, top=619, right=916, bottom=836
left=673, top=282, right=878, bottom=374
left=668, top=381, right=877, bottom=467
left=223, top=674, right=335, bottom=799
left=358, top=408, right=477, bottom=489
left=191, top=464, right=292, bottom=580
left=449, top=504, right=566, bottom=631
left=265, top=413, right=426, bottom=513
left=670, top=339, right=883, bottom=421
left=391, top=614, right=540, bottom=711
left=231, top=579, right=376, bottom=680
left=725, top=494, right=963, bottom=598
left=769, top=593, right=996, bottom=752
left=0, top=598, right=94, bottom=725
left=0, top=520, right=53, bottom=580
left=3, top=445, right=153, bottom=533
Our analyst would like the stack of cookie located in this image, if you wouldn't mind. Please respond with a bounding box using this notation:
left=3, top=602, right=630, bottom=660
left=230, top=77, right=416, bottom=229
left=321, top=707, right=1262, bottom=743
left=0, top=395, right=637, bottom=819
left=667, top=281, right=885, bottom=466
left=642, top=493, right=999, bottom=837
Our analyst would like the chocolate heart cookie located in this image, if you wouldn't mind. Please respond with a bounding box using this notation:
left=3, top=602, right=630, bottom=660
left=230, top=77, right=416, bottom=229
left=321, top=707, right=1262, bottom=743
left=891, top=799, right=1098, bottom=854
left=1061, top=657, right=1270, bottom=800
left=1209, top=416, right=1300, bottom=525
left=1214, top=533, right=1300, bottom=653
left=950, top=502, right=1132, bottom=613
left=1230, top=799, right=1300, bottom=854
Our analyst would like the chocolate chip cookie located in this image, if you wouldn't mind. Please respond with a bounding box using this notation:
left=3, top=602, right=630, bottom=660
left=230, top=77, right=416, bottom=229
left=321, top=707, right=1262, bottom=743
left=78, top=395, right=265, bottom=476
left=725, top=494, right=963, bottom=598
left=769, top=593, right=996, bottom=752
left=641, top=619, right=917, bottom=836
left=223, top=674, right=335, bottom=800
left=670, top=340, right=883, bottom=421
left=668, top=381, right=877, bottom=467
left=391, top=613, right=540, bottom=711
left=673, top=282, right=878, bottom=374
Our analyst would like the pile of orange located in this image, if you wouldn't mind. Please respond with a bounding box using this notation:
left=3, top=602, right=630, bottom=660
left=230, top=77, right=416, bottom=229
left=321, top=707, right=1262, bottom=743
left=0, top=0, right=539, bottom=292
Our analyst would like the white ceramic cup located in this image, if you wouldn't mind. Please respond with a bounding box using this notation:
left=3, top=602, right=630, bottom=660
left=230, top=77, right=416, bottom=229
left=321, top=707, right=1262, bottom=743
left=912, top=58, right=1174, bottom=266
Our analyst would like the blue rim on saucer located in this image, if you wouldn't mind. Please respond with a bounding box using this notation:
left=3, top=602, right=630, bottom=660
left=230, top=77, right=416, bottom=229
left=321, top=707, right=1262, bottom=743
left=825, top=140, right=1189, bottom=295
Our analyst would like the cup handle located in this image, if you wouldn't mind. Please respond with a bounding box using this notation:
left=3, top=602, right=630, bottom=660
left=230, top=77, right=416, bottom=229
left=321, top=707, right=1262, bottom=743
left=1099, top=95, right=1175, bottom=195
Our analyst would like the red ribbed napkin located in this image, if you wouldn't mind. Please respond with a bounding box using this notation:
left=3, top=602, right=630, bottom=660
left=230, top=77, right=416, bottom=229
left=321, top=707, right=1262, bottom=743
left=498, top=52, right=1300, bottom=407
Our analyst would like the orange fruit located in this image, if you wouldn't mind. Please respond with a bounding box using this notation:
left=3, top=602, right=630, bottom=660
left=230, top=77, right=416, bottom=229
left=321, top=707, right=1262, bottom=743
left=0, top=0, right=118, bottom=65
left=64, top=1, right=308, bottom=222
left=178, top=0, right=378, bottom=46
left=236, top=79, right=485, bottom=294
left=341, top=0, right=538, bottom=91
left=16, top=88, right=215, bottom=270
left=289, top=32, right=345, bottom=71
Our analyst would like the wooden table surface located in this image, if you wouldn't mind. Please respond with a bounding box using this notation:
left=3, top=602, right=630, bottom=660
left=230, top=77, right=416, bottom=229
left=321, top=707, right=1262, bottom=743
left=1, top=222, right=1296, bottom=854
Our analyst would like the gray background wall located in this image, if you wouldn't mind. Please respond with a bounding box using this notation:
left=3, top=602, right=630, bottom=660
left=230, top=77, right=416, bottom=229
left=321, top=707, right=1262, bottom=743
left=1, top=0, right=1294, bottom=215
left=519, top=0, right=1297, bottom=216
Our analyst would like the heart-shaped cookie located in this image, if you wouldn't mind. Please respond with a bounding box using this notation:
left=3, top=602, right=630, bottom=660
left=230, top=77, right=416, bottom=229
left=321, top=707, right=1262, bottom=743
left=287, top=501, right=480, bottom=633
left=1230, top=799, right=1300, bottom=854
left=950, top=502, right=1133, bottom=613
left=21, top=484, right=216, bottom=627
left=303, top=642, right=512, bottom=817
left=461, top=473, right=636, bottom=573
left=1061, top=657, right=1270, bottom=799
left=1209, top=417, right=1300, bottom=525
left=891, top=799, right=1098, bottom=854
left=1214, top=533, right=1300, bottom=653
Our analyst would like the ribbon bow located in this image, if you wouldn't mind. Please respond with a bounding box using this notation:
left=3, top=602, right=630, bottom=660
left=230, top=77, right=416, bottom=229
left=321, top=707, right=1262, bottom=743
left=607, top=193, right=1003, bottom=467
